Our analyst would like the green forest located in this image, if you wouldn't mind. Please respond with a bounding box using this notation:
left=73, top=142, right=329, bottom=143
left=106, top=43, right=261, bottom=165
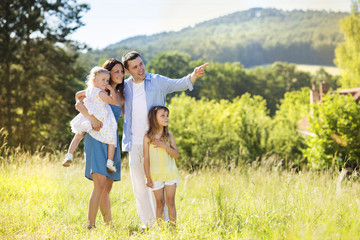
left=1, top=1, right=360, bottom=170
left=79, top=8, right=347, bottom=68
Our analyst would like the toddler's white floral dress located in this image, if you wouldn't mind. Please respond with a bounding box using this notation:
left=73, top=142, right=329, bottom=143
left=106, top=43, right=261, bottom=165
left=70, top=86, right=117, bottom=146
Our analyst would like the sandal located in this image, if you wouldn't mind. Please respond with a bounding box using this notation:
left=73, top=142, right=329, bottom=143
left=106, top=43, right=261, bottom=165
left=86, top=225, right=96, bottom=230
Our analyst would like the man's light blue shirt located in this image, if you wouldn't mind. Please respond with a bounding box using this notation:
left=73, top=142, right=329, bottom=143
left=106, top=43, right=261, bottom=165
left=122, top=72, right=194, bottom=152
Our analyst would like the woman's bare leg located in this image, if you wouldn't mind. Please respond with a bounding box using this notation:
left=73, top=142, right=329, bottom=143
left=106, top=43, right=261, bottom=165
left=100, top=179, right=114, bottom=224
left=88, top=173, right=107, bottom=226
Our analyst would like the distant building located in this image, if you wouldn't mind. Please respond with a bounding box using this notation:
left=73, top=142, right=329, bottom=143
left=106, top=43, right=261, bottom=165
left=334, top=87, right=360, bottom=103
left=298, top=83, right=360, bottom=136
left=310, top=82, right=360, bottom=104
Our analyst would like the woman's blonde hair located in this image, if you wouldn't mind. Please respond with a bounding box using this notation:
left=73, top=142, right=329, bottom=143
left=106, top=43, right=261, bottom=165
left=146, top=106, right=170, bottom=143
left=85, top=66, right=109, bottom=87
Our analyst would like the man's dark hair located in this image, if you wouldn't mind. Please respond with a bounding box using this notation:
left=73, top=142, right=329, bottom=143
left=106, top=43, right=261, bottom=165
left=122, top=51, right=141, bottom=69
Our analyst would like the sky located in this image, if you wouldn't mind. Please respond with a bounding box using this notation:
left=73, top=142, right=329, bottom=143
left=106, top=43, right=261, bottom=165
left=70, top=0, right=353, bottom=50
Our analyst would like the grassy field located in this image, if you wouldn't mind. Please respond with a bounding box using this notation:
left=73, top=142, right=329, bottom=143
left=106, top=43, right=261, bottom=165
left=295, top=64, right=340, bottom=76
left=1, top=153, right=360, bottom=239
left=250, top=64, right=340, bottom=76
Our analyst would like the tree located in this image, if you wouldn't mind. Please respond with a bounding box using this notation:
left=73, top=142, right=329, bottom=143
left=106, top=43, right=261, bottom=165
left=269, top=88, right=310, bottom=166
left=248, top=62, right=312, bottom=115
left=334, top=1, right=360, bottom=88
left=168, top=93, right=271, bottom=169
left=312, top=68, right=340, bottom=90
left=304, top=94, right=360, bottom=170
left=146, top=52, right=192, bottom=78
left=0, top=0, right=89, bottom=148
left=188, top=61, right=253, bottom=101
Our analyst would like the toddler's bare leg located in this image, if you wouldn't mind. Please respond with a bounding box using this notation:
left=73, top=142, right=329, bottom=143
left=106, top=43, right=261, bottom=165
left=107, top=144, right=115, bottom=161
left=106, top=145, right=116, bottom=172
left=68, top=132, right=85, bottom=154
left=63, top=132, right=84, bottom=167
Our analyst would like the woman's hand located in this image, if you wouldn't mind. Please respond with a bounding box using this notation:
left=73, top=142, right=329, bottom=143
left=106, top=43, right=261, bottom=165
left=90, top=117, right=103, bottom=131
left=75, top=100, right=103, bottom=131
left=75, top=99, right=84, bottom=112
left=146, top=177, right=153, bottom=188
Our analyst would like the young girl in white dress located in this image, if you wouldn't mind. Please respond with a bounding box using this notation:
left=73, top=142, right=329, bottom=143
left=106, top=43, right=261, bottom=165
left=62, top=66, right=118, bottom=172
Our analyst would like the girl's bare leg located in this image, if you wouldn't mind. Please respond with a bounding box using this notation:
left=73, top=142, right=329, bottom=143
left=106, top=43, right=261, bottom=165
left=107, top=144, right=115, bottom=161
left=68, top=132, right=85, bottom=154
left=106, top=145, right=116, bottom=172
left=165, top=184, right=177, bottom=227
left=153, top=188, right=165, bottom=223
left=63, top=133, right=85, bottom=167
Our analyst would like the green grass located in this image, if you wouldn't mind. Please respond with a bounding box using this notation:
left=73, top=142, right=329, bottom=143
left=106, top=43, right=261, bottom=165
left=1, top=153, right=360, bottom=239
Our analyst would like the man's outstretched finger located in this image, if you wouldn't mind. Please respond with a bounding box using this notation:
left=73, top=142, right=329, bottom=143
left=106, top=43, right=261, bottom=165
left=199, top=63, right=209, bottom=68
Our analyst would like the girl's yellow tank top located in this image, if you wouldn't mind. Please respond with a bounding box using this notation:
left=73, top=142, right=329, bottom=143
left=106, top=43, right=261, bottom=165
left=149, top=143, right=179, bottom=181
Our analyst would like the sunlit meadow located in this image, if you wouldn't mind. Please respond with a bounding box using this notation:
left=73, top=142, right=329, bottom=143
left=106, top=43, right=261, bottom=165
left=1, top=151, right=360, bottom=239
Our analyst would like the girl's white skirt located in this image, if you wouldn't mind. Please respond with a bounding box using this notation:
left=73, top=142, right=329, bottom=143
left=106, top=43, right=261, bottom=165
left=70, top=113, right=92, bottom=134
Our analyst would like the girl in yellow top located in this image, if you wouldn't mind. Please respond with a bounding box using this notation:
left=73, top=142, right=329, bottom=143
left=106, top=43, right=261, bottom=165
left=143, top=106, right=179, bottom=227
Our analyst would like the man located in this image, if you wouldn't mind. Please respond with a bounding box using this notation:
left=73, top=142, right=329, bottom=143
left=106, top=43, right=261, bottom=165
left=122, top=51, right=208, bottom=227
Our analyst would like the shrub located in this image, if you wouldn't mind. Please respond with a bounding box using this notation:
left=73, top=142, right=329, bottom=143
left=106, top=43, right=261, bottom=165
left=168, top=93, right=271, bottom=169
left=304, top=94, right=360, bottom=169
left=269, top=88, right=310, bottom=167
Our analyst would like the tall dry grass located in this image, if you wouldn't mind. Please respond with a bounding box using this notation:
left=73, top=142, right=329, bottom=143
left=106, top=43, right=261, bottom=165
left=1, top=152, right=360, bottom=239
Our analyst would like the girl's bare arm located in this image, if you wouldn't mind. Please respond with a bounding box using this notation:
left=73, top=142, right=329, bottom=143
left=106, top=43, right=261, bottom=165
left=99, top=84, right=117, bottom=105
left=143, top=136, right=153, bottom=188
left=153, top=133, right=179, bottom=159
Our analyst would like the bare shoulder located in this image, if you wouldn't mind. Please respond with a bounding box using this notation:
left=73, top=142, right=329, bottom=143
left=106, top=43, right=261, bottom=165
left=143, top=134, right=150, bottom=144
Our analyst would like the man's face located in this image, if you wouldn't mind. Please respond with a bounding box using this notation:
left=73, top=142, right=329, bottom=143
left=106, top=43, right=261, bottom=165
left=126, top=56, right=146, bottom=82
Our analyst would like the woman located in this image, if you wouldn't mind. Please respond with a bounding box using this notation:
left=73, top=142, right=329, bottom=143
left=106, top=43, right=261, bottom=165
left=75, top=59, right=125, bottom=229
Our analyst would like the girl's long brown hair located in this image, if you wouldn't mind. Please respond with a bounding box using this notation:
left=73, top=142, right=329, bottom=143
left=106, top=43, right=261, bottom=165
left=146, top=106, right=170, bottom=143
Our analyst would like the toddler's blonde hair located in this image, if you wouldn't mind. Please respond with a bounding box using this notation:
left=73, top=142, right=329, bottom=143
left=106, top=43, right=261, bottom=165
left=85, top=66, right=109, bottom=87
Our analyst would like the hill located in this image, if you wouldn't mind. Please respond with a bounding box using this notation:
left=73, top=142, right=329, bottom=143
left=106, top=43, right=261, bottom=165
left=79, top=8, right=348, bottom=68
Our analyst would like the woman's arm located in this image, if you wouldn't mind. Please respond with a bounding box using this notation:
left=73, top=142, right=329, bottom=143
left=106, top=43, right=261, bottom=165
left=153, top=133, right=179, bottom=159
left=143, top=136, right=153, bottom=188
left=75, top=100, right=103, bottom=131
left=75, top=90, right=86, bottom=101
